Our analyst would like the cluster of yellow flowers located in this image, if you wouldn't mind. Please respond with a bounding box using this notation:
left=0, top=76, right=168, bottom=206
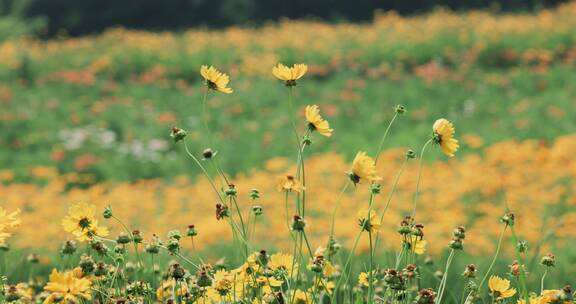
left=1, top=135, right=575, bottom=256
left=1, top=2, right=576, bottom=78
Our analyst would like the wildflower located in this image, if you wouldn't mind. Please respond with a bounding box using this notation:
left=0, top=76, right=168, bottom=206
left=540, top=253, right=556, bottom=267
left=349, top=151, right=381, bottom=184
left=395, top=104, right=406, bottom=114
left=415, top=288, right=436, bottom=304
left=358, top=272, right=377, bottom=287
left=43, top=269, right=91, bottom=303
left=249, top=188, right=260, bottom=200
left=202, top=148, right=215, bottom=159
left=272, top=63, right=307, bottom=86
left=357, top=209, right=381, bottom=233
left=62, top=202, right=109, bottom=242
left=200, top=65, right=233, bottom=94
left=293, top=289, right=311, bottom=304
left=156, top=279, right=189, bottom=300
left=277, top=175, right=305, bottom=193
left=252, top=205, right=263, bottom=216
left=411, top=236, right=427, bottom=255
left=488, top=275, right=517, bottom=300
left=186, top=225, right=198, bottom=237
left=500, top=212, right=516, bottom=226
left=432, top=118, right=459, bottom=157
left=305, top=105, right=333, bottom=137
left=383, top=268, right=405, bottom=291
left=170, top=127, right=187, bottom=143
left=291, top=215, right=306, bottom=231
left=463, top=264, right=476, bottom=279
left=0, top=207, right=21, bottom=245
left=269, top=252, right=298, bottom=276
left=60, top=240, right=77, bottom=255
left=215, top=203, right=230, bottom=220
left=509, top=260, right=523, bottom=278
left=517, top=295, right=544, bottom=304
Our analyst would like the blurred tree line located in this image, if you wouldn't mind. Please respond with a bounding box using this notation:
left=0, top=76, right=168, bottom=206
left=1, top=0, right=570, bottom=37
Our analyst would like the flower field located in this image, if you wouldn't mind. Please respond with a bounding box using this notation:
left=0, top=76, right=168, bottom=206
left=0, top=3, right=576, bottom=304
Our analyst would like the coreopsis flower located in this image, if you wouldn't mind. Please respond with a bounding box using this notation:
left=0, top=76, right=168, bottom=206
left=305, top=105, right=333, bottom=137
left=432, top=118, right=459, bottom=157
left=62, top=202, right=109, bottom=242
left=488, top=276, right=517, bottom=300
left=156, top=279, right=189, bottom=300
left=517, top=296, right=544, bottom=304
left=43, top=269, right=91, bottom=304
left=0, top=207, right=21, bottom=245
left=269, top=252, right=298, bottom=276
left=358, top=271, right=377, bottom=287
left=293, top=289, right=312, bottom=304
left=350, top=151, right=381, bottom=184
left=200, top=65, right=233, bottom=94
left=272, top=63, right=308, bottom=86
left=411, top=236, right=427, bottom=255
left=277, top=175, right=305, bottom=193
left=357, top=209, right=381, bottom=233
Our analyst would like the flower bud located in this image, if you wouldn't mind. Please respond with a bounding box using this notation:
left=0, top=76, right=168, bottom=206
left=216, top=203, right=230, bottom=220
left=103, top=205, right=113, bottom=219
left=116, top=232, right=131, bottom=245
left=302, top=134, right=312, bottom=146
left=167, top=230, right=182, bottom=241
left=395, top=105, right=406, bottom=114
left=197, top=271, right=212, bottom=287
left=252, top=205, right=263, bottom=216
left=90, top=240, right=108, bottom=256
left=225, top=184, right=237, bottom=197
left=114, top=245, right=126, bottom=254
left=415, top=288, right=435, bottom=304
left=257, top=250, right=269, bottom=266
left=449, top=239, right=463, bottom=250
left=79, top=254, right=95, bottom=274
left=463, top=264, right=476, bottom=279
left=167, top=238, right=180, bottom=255
left=61, top=240, right=77, bottom=255
left=202, top=148, right=215, bottom=159
left=370, top=183, right=381, bottom=194
left=291, top=215, right=306, bottom=231
left=186, top=225, right=198, bottom=237
left=94, top=261, right=107, bottom=277
left=5, top=285, right=20, bottom=302
left=249, top=188, right=260, bottom=200
left=540, top=253, right=555, bottom=267
left=27, top=253, right=39, bottom=264
left=517, top=240, right=528, bottom=253
left=170, top=127, right=187, bottom=143
left=406, top=149, right=416, bottom=159
left=500, top=212, right=515, bottom=226
left=169, top=263, right=186, bottom=280
left=132, top=230, right=143, bottom=244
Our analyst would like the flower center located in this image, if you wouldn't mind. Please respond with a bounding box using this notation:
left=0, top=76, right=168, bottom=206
left=78, top=217, right=91, bottom=229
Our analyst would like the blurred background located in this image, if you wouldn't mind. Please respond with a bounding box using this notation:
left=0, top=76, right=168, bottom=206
left=0, top=0, right=575, bottom=281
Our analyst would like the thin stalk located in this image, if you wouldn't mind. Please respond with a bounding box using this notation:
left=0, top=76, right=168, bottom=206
left=183, top=140, right=226, bottom=205
left=411, top=139, right=433, bottom=219
left=540, top=268, right=548, bottom=294
left=436, top=249, right=455, bottom=303
left=374, top=112, right=399, bottom=165
left=328, top=181, right=351, bottom=240
left=478, top=226, right=507, bottom=290
left=368, top=230, right=375, bottom=302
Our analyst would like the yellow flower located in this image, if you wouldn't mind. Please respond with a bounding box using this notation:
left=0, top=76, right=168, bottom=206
left=61, top=202, right=109, bottom=242
left=0, top=207, right=21, bottom=245
left=200, top=65, right=233, bottom=94
left=540, top=290, right=571, bottom=304
left=43, top=269, right=91, bottom=304
left=305, top=105, right=333, bottom=137
left=277, top=175, right=305, bottom=193
left=272, top=63, right=307, bottom=86
left=213, top=269, right=233, bottom=293
left=269, top=252, right=298, bottom=276
left=350, top=151, right=381, bottom=184
left=432, top=118, right=459, bottom=157
left=358, top=271, right=377, bottom=287
left=156, top=279, right=189, bottom=301
left=357, top=209, right=381, bottom=233
left=517, top=296, right=544, bottom=304
left=293, top=289, right=312, bottom=304
left=488, top=275, right=517, bottom=300
left=267, top=276, right=284, bottom=287
left=411, top=236, right=427, bottom=255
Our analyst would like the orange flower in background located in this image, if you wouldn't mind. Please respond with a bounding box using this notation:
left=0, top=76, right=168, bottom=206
left=0, top=207, right=21, bottom=245
left=277, top=175, right=305, bottom=193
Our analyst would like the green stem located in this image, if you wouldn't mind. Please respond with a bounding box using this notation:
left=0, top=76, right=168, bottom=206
left=374, top=112, right=399, bottom=165
left=328, top=181, right=351, bottom=240
left=540, top=267, right=548, bottom=294
left=478, top=225, right=507, bottom=290
left=411, top=139, right=433, bottom=219
left=183, top=140, right=226, bottom=204
left=509, top=227, right=530, bottom=304
left=368, top=230, right=374, bottom=302
left=436, top=249, right=456, bottom=303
